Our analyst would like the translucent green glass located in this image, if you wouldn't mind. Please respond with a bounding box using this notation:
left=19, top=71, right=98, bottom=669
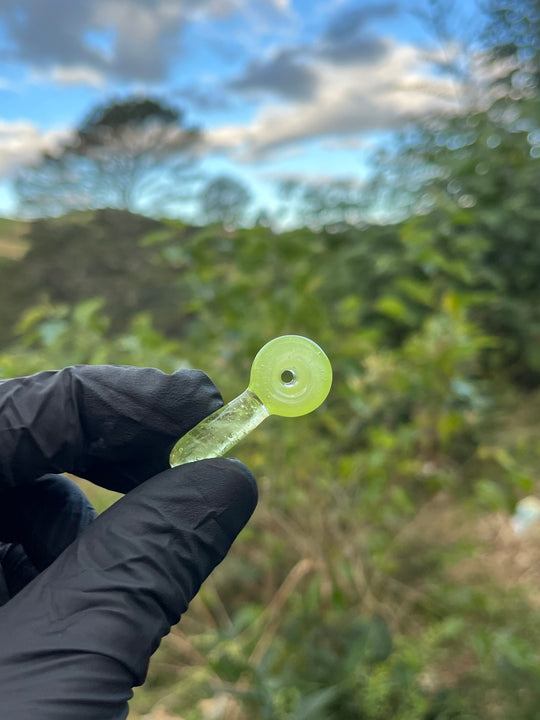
left=169, top=335, right=332, bottom=467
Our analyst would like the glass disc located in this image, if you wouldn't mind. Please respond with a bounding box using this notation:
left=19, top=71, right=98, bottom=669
left=248, top=335, right=332, bottom=417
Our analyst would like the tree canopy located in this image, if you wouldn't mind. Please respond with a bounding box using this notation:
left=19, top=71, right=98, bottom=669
left=200, top=175, right=252, bottom=227
left=15, top=97, right=201, bottom=216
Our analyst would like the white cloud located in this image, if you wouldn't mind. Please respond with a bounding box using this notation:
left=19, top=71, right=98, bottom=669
left=50, top=66, right=105, bottom=88
left=207, top=42, right=459, bottom=160
left=0, top=121, right=72, bottom=176
left=265, top=0, right=291, bottom=12
left=321, top=137, right=371, bottom=151
left=0, top=0, right=244, bottom=84
left=185, top=0, right=244, bottom=19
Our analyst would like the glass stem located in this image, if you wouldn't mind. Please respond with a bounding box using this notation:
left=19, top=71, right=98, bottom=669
left=169, top=389, right=269, bottom=467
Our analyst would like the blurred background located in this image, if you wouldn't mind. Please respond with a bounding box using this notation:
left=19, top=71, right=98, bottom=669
left=1, top=0, right=539, bottom=717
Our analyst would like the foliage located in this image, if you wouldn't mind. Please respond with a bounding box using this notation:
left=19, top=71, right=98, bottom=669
left=0, top=209, right=193, bottom=347
left=406, top=95, right=540, bottom=383
left=200, top=176, right=252, bottom=228
left=275, top=178, right=366, bottom=229
left=3, top=206, right=540, bottom=718
left=484, top=0, right=540, bottom=90
left=14, top=97, right=201, bottom=216
left=0, top=298, right=189, bottom=378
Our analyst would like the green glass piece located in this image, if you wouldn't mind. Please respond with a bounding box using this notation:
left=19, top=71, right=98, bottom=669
left=169, top=389, right=268, bottom=466
left=248, top=335, right=333, bottom=417
left=169, top=335, right=332, bottom=467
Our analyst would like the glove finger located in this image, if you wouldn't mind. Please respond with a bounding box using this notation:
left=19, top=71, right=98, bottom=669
left=0, top=543, right=38, bottom=601
left=0, top=474, right=97, bottom=570
left=0, top=365, right=222, bottom=492
left=0, top=564, right=7, bottom=606
left=0, top=458, right=257, bottom=720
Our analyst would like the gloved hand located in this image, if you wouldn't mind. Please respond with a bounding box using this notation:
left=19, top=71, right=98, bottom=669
left=0, top=366, right=258, bottom=720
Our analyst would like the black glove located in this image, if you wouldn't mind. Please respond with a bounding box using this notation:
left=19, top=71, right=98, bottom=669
left=0, top=366, right=258, bottom=720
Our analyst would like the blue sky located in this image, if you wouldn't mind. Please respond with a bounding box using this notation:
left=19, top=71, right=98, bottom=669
left=0, top=0, right=484, bottom=219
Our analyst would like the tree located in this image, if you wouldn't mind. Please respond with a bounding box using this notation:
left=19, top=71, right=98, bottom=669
left=200, top=175, right=252, bottom=227
left=484, top=0, right=540, bottom=92
left=389, top=0, right=540, bottom=381
left=276, top=177, right=367, bottom=229
left=15, top=97, right=202, bottom=216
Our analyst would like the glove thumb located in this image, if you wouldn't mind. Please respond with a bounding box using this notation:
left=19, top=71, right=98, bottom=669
left=0, top=458, right=257, bottom=720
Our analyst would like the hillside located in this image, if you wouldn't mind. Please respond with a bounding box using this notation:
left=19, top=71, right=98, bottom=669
left=0, top=210, right=194, bottom=348
left=0, top=217, right=29, bottom=260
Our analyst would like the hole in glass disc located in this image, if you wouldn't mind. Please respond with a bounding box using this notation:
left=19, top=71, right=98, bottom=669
left=281, top=369, right=296, bottom=385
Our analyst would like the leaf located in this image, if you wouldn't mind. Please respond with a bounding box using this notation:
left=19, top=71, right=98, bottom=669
left=290, top=686, right=341, bottom=720
left=375, top=295, right=411, bottom=322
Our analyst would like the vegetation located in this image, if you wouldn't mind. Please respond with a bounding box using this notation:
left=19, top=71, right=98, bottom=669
left=14, top=98, right=201, bottom=217
left=200, top=176, right=253, bottom=228
left=0, top=2, right=539, bottom=717
left=0, top=106, right=539, bottom=718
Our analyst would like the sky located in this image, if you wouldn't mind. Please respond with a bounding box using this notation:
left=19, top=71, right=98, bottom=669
left=0, top=0, right=484, bottom=219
